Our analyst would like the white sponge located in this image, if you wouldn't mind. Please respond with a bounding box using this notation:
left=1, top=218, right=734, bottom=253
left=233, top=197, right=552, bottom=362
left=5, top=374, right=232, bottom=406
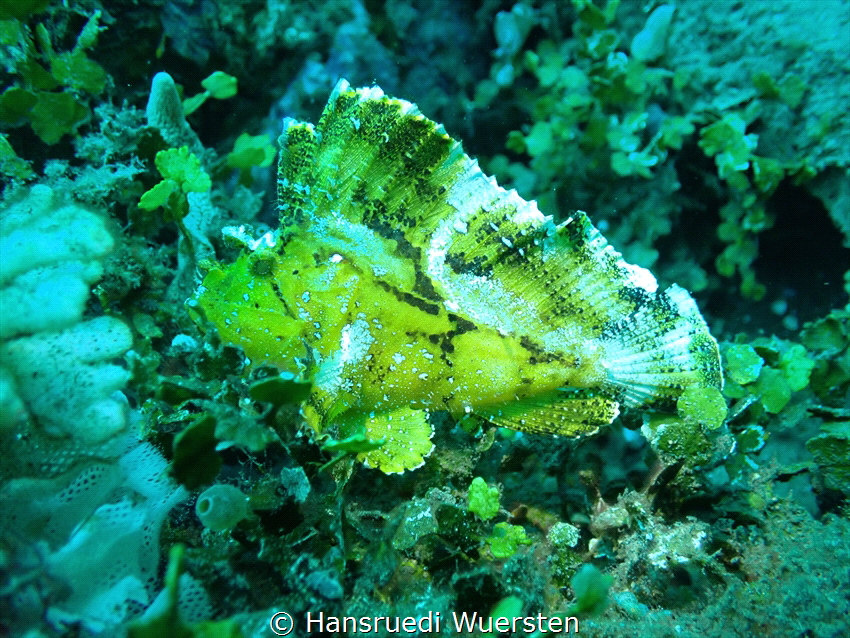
left=0, top=184, right=132, bottom=443
left=0, top=184, right=114, bottom=340
left=1, top=316, right=133, bottom=443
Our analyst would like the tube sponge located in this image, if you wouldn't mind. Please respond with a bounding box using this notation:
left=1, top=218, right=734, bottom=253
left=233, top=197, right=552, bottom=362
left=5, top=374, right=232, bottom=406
left=146, top=72, right=202, bottom=152
left=195, top=484, right=251, bottom=532
left=630, top=5, right=676, bottom=63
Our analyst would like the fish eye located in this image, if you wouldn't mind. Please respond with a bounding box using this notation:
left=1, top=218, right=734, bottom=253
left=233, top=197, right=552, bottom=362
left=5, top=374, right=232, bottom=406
left=251, top=256, right=276, bottom=276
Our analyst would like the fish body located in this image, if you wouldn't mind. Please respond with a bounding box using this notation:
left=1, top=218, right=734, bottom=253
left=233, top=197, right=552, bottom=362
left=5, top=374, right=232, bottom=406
left=194, top=80, right=722, bottom=473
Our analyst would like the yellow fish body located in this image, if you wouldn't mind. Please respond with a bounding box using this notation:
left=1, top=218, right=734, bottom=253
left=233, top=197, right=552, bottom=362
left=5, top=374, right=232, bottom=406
left=193, top=80, right=722, bottom=473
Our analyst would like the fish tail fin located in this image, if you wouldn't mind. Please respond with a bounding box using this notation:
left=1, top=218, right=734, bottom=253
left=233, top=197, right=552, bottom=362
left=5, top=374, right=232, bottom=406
left=600, top=285, right=722, bottom=410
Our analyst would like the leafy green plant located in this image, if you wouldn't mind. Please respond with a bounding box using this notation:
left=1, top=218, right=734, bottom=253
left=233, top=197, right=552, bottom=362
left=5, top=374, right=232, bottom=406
left=806, top=422, right=850, bottom=495
left=171, top=415, right=221, bottom=490
left=248, top=372, right=311, bottom=407
left=319, top=432, right=387, bottom=472
left=183, top=71, right=238, bottom=116
left=721, top=337, right=815, bottom=414
left=752, top=71, right=807, bottom=108
left=128, top=545, right=243, bottom=638
left=472, top=0, right=822, bottom=308
left=468, top=476, right=500, bottom=520
left=0, top=132, right=33, bottom=179
left=486, top=522, right=532, bottom=559
left=723, top=343, right=764, bottom=385
left=483, top=596, right=524, bottom=637
left=0, top=0, right=49, bottom=19
left=0, top=10, right=106, bottom=144
left=697, top=110, right=794, bottom=300
left=567, top=564, right=612, bottom=616
left=139, top=146, right=211, bottom=221
left=698, top=113, right=758, bottom=183
left=465, top=477, right=532, bottom=559
left=801, top=310, right=850, bottom=400
left=225, top=132, right=275, bottom=185
left=479, top=0, right=684, bottom=221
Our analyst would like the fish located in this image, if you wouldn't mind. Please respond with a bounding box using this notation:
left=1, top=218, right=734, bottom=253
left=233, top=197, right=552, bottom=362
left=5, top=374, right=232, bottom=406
left=191, top=79, right=722, bottom=473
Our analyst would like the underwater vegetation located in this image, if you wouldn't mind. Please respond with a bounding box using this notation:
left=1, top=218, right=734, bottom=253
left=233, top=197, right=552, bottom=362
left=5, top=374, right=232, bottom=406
left=1, top=1, right=849, bottom=637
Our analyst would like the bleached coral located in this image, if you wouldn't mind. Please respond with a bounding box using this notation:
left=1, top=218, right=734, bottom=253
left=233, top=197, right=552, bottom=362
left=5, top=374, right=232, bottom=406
left=145, top=71, right=201, bottom=152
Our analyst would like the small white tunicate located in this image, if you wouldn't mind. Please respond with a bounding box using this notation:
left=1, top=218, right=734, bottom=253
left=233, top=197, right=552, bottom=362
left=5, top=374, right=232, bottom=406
left=196, top=484, right=251, bottom=532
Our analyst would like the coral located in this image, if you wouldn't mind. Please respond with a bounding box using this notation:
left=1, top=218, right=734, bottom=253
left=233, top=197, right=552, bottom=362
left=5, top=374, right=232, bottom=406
left=128, top=545, right=238, bottom=637
left=587, top=489, right=717, bottom=613
left=548, top=522, right=583, bottom=587
left=588, top=502, right=850, bottom=637
left=2, top=316, right=132, bottom=443
left=0, top=170, right=192, bottom=634
left=0, top=184, right=113, bottom=339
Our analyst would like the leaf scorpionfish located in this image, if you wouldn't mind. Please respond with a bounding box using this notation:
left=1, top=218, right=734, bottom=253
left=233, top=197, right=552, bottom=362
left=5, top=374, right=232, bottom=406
left=191, top=80, right=722, bottom=473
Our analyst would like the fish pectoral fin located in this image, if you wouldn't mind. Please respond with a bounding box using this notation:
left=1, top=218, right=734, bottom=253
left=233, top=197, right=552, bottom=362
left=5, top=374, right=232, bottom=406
left=479, top=391, right=620, bottom=437
left=338, top=407, right=435, bottom=474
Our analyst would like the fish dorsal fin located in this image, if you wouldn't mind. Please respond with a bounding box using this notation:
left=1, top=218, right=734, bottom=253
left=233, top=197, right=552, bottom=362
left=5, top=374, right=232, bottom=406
left=277, top=79, right=464, bottom=243
left=276, top=80, right=640, bottom=339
